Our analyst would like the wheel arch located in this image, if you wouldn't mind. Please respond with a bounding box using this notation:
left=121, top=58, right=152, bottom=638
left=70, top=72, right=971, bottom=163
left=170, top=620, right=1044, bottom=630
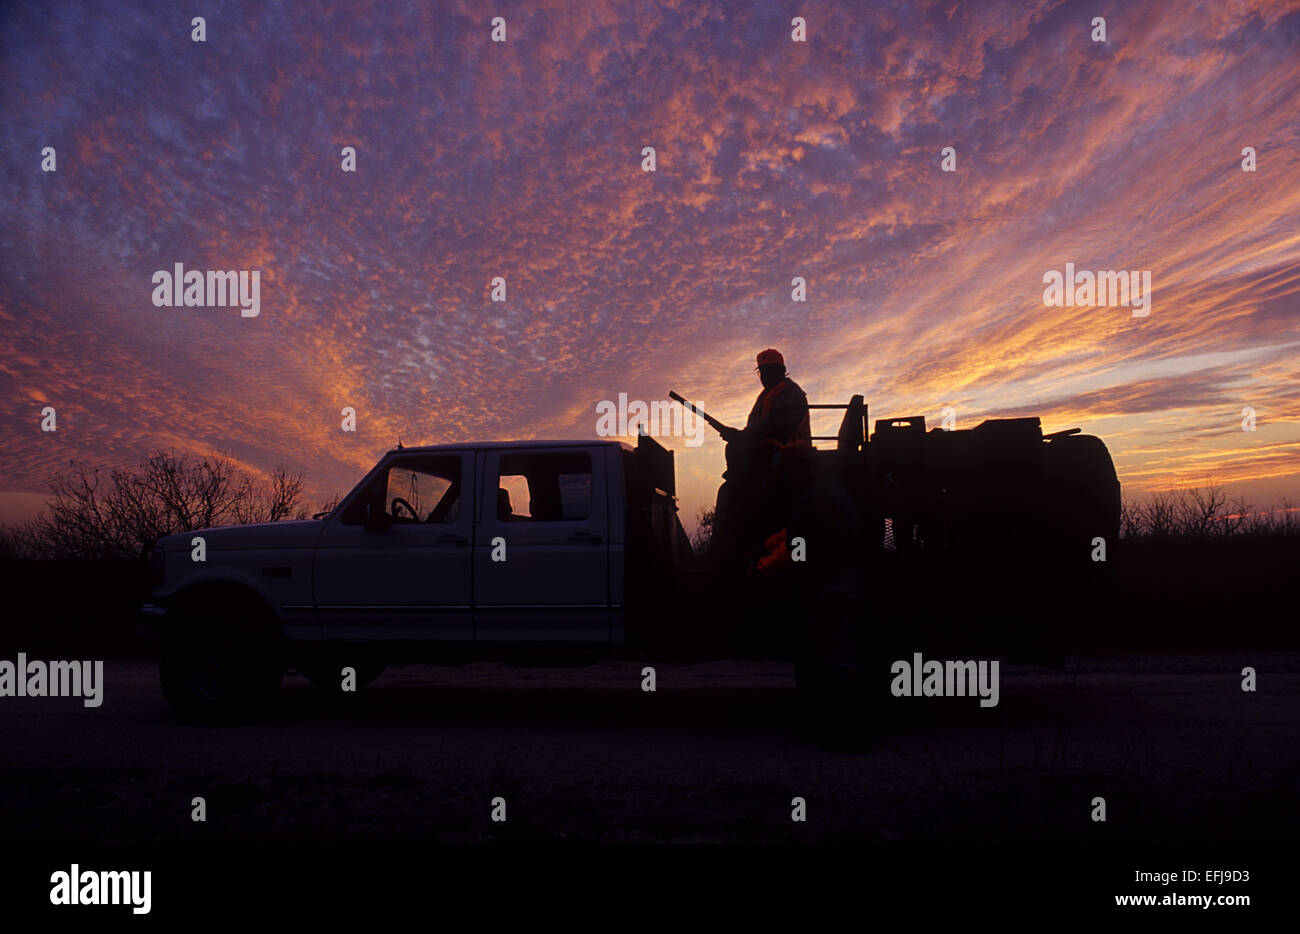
left=167, top=579, right=281, bottom=634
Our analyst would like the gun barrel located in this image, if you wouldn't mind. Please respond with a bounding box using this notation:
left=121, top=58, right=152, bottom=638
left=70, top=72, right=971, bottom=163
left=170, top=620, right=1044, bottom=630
left=669, top=391, right=727, bottom=432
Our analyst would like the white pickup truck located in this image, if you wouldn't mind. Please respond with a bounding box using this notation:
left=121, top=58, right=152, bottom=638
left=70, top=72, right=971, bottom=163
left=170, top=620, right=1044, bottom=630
left=141, top=399, right=1109, bottom=727
left=142, top=438, right=697, bottom=720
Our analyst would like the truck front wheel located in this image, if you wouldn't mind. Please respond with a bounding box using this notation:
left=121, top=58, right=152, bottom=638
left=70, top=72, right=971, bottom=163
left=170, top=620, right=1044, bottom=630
left=159, top=593, right=284, bottom=722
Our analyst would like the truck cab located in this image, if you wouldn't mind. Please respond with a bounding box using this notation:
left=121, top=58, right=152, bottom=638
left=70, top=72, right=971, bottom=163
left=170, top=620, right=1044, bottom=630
left=144, top=438, right=688, bottom=719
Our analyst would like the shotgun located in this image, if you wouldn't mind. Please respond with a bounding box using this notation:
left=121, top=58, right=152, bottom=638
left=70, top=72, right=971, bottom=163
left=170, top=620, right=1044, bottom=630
left=668, top=391, right=732, bottom=435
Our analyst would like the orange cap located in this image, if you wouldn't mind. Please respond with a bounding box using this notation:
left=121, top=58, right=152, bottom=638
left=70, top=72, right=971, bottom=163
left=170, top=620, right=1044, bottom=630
left=756, top=348, right=785, bottom=367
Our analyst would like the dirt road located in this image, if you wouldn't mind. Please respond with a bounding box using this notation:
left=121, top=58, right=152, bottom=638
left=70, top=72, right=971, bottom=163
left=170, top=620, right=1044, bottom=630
left=2, top=654, right=1297, bottom=843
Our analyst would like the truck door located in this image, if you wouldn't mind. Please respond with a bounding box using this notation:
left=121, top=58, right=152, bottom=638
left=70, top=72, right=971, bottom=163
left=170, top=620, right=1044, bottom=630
left=313, top=451, right=474, bottom=640
left=474, top=446, right=610, bottom=642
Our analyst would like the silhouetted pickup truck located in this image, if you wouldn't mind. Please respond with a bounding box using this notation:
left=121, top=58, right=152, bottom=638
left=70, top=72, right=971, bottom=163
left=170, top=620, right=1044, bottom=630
left=142, top=400, right=1120, bottom=723
left=142, top=438, right=694, bottom=720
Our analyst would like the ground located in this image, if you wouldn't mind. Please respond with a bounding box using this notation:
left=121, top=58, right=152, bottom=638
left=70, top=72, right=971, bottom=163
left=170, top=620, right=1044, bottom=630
left=2, top=654, right=1297, bottom=844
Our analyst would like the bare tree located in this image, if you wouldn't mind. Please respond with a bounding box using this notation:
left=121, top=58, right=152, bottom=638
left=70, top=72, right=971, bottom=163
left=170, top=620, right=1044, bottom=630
left=1137, top=491, right=1181, bottom=539
left=1119, top=498, right=1142, bottom=539
left=1277, top=497, right=1298, bottom=536
left=1179, top=484, right=1229, bottom=539
left=1221, top=493, right=1253, bottom=538
left=690, top=506, right=715, bottom=554
left=16, top=450, right=305, bottom=560
left=0, top=520, right=43, bottom=560
left=1121, top=487, right=1297, bottom=540
left=233, top=463, right=304, bottom=525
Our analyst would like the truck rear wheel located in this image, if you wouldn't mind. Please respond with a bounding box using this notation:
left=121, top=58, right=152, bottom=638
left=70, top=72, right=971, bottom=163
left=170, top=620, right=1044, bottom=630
left=159, top=592, right=284, bottom=723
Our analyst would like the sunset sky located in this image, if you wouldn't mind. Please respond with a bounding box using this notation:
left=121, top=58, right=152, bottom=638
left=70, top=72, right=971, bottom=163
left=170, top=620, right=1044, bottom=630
left=2, top=0, right=1297, bottom=532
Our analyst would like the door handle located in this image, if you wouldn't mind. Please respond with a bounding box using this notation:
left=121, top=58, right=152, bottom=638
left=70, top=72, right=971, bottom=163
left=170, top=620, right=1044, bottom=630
left=436, top=533, right=468, bottom=546
left=568, top=532, right=603, bottom=544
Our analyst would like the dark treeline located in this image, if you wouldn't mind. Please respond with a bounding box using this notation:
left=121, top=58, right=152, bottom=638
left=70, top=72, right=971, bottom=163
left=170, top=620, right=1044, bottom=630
left=1120, top=484, right=1298, bottom=540
left=0, top=450, right=332, bottom=560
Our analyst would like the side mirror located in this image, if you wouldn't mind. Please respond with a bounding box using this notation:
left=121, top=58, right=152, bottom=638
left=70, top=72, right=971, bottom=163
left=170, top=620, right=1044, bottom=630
left=363, top=497, right=390, bottom=532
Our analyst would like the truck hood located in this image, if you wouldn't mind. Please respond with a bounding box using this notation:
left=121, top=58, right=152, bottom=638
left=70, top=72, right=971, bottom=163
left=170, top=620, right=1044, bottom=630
left=159, top=519, right=325, bottom=551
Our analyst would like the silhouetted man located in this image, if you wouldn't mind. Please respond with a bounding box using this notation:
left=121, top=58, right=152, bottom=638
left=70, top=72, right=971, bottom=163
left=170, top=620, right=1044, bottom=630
left=711, top=349, right=813, bottom=566
left=718, top=348, right=811, bottom=455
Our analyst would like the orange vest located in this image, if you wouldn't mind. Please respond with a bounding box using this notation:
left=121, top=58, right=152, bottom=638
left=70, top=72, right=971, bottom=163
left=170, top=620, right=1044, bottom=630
left=751, top=380, right=811, bottom=449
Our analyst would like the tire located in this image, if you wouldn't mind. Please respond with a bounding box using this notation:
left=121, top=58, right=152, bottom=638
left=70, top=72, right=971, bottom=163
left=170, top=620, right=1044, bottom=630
left=1043, top=434, right=1121, bottom=547
left=300, top=660, right=385, bottom=693
left=159, top=591, right=284, bottom=723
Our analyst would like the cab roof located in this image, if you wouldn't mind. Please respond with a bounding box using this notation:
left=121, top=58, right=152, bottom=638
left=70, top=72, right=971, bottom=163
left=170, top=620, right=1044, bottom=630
left=383, top=440, right=636, bottom=454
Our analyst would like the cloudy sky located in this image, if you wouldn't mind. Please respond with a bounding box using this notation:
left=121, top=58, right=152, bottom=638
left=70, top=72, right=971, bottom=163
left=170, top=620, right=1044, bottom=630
left=2, top=0, right=1297, bottom=530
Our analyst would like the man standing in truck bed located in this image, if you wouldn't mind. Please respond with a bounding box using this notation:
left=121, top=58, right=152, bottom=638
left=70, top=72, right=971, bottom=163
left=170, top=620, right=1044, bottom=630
left=718, top=348, right=812, bottom=456
left=712, top=349, right=813, bottom=564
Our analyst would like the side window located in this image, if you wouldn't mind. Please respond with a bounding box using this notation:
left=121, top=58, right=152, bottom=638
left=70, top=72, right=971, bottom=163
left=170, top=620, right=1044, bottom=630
left=342, top=455, right=462, bottom=525
left=496, top=452, right=592, bottom=522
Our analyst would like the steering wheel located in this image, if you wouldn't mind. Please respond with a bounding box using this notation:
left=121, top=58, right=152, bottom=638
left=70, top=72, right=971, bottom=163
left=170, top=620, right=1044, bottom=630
left=390, top=496, right=419, bottom=521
